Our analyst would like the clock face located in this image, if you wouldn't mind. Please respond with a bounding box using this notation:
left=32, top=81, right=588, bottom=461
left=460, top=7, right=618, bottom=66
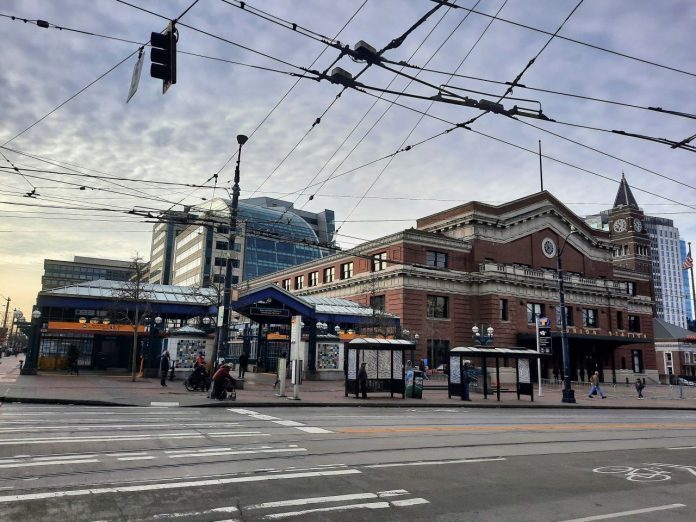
left=633, top=219, right=643, bottom=232
left=613, top=218, right=627, bottom=233
left=542, top=238, right=557, bottom=258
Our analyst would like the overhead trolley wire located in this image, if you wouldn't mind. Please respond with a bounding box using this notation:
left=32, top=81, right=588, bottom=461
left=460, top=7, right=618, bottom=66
left=428, top=0, right=696, bottom=79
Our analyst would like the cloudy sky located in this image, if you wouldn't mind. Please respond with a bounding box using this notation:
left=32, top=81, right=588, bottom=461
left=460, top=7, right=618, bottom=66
left=1, top=0, right=695, bottom=316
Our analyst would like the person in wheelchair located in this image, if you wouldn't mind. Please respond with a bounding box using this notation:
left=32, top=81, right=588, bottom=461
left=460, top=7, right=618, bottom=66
left=210, top=363, right=236, bottom=400
left=190, top=362, right=208, bottom=387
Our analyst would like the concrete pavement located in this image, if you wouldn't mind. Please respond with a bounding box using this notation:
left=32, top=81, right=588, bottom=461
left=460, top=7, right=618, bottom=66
left=1, top=355, right=695, bottom=408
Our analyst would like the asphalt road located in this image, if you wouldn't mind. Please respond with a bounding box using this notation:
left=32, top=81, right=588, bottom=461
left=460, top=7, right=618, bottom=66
left=0, top=404, right=694, bottom=521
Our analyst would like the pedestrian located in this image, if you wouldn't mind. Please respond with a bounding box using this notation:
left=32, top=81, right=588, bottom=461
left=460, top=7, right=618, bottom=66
left=273, top=352, right=287, bottom=388
left=357, top=361, right=368, bottom=399
left=238, top=351, right=249, bottom=379
left=211, top=363, right=234, bottom=400
left=462, top=360, right=472, bottom=401
left=67, top=344, right=80, bottom=376
left=635, top=378, right=645, bottom=399
left=195, top=351, right=205, bottom=368
left=160, top=350, right=170, bottom=387
left=587, top=370, right=606, bottom=399
left=553, top=367, right=559, bottom=384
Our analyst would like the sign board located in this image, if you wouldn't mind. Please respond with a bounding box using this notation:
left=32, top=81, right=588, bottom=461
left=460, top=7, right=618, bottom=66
left=536, top=317, right=552, bottom=355
left=126, top=49, right=145, bottom=103
left=250, top=307, right=290, bottom=318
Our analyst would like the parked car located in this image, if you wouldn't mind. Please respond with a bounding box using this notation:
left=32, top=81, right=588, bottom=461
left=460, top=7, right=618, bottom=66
left=431, top=364, right=449, bottom=374
left=677, top=377, right=695, bottom=386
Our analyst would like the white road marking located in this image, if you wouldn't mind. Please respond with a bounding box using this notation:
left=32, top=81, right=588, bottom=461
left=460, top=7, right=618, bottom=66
left=168, top=448, right=306, bottom=458
left=559, top=503, right=686, bottom=521
left=377, top=490, right=409, bottom=497
left=295, top=427, right=332, bottom=434
left=33, top=454, right=98, bottom=461
left=272, top=420, right=304, bottom=427
left=667, top=446, right=696, bottom=450
left=644, top=463, right=696, bottom=477
left=146, top=505, right=239, bottom=520
left=264, top=502, right=390, bottom=519
left=150, top=402, right=180, bottom=407
left=0, top=459, right=99, bottom=469
left=0, top=469, right=361, bottom=503
left=247, top=493, right=380, bottom=510
left=118, top=456, right=155, bottom=461
left=391, top=498, right=429, bottom=506
left=366, top=457, right=506, bottom=468
left=0, top=431, right=265, bottom=445
left=0, top=423, right=240, bottom=432
left=106, top=452, right=149, bottom=457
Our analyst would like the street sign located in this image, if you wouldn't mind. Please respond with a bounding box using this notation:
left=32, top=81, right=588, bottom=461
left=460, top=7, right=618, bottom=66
left=126, top=49, right=144, bottom=103
left=537, top=317, right=552, bottom=355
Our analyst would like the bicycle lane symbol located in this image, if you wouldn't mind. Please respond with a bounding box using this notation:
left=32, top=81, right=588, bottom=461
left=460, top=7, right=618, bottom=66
left=594, top=463, right=696, bottom=483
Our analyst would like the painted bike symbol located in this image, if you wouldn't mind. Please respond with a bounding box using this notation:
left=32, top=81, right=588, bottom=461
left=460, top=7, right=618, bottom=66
left=593, top=466, right=671, bottom=482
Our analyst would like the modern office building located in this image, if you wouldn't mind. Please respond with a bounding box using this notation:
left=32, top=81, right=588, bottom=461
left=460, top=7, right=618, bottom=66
left=680, top=240, right=694, bottom=325
left=245, top=190, right=657, bottom=385
left=42, top=256, right=135, bottom=290
left=148, top=198, right=333, bottom=288
left=645, top=216, right=687, bottom=328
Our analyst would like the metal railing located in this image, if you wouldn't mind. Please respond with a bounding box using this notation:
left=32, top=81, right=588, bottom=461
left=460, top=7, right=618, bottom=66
left=540, top=378, right=696, bottom=400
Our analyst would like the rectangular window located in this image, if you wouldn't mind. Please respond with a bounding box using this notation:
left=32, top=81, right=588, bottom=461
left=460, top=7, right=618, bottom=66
left=282, top=279, right=291, bottom=291
left=215, top=241, right=228, bottom=250
left=214, top=257, right=226, bottom=267
left=371, top=252, right=387, bottom=271
left=426, top=251, right=448, bottom=268
left=323, top=266, right=335, bottom=283
left=341, top=262, right=354, bottom=280
left=295, top=275, right=305, bottom=290
left=582, top=308, right=598, bottom=328
left=626, top=281, right=636, bottom=295
left=632, top=349, right=643, bottom=373
left=499, top=299, right=509, bottom=321
left=308, top=272, right=318, bottom=287
left=628, top=314, right=640, bottom=332
left=556, top=306, right=573, bottom=327
left=427, top=295, right=449, bottom=319
left=370, top=295, right=385, bottom=312
left=527, top=303, right=545, bottom=324
left=616, top=311, right=624, bottom=330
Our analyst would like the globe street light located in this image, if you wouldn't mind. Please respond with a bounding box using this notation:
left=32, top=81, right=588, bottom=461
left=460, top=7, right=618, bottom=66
left=557, top=226, right=577, bottom=404
left=472, top=325, right=494, bottom=346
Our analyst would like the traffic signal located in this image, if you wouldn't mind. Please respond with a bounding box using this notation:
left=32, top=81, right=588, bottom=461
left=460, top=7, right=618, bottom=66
left=150, top=21, right=177, bottom=92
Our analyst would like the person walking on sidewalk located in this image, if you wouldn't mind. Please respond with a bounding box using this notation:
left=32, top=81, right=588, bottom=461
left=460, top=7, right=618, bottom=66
left=588, top=370, right=606, bottom=399
left=635, top=378, right=645, bottom=399
left=358, top=362, right=368, bottom=399
left=160, top=350, right=171, bottom=387
left=67, top=344, right=80, bottom=376
left=238, top=352, right=249, bottom=379
left=273, top=352, right=287, bottom=389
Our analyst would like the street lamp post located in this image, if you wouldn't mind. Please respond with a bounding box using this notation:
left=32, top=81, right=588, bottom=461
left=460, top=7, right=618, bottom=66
left=557, top=226, right=577, bottom=404
left=214, top=134, right=248, bottom=367
left=20, top=310, right=42, bottom=375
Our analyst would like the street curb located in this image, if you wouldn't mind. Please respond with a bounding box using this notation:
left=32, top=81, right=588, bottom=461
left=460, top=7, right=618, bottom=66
left=2, top=395, right=695, bottom=410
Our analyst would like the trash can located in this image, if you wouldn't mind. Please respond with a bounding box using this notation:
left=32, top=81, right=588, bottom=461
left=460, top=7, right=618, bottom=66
left=406, top=369, right=424, bottom=398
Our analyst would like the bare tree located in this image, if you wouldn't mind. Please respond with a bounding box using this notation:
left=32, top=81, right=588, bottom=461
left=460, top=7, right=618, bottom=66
left=111, top=255, right=153, bottom=382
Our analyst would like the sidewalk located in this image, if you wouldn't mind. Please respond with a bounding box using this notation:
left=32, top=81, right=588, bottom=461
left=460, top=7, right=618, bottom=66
left=1, top=357, right=695, bottom=409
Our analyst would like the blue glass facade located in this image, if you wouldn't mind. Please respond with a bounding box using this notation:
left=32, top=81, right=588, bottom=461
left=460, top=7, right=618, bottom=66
left=237, top=202, right=325, bottom=279
left=681, top=240, right=693, bottom=321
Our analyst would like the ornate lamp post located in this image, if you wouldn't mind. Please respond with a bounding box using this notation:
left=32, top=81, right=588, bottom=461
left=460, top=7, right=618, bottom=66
left=557, top=226, right=577, bottom=404
left=214, top=133, right=248, bottom=367
left=472, top=325, right=494, bottom=346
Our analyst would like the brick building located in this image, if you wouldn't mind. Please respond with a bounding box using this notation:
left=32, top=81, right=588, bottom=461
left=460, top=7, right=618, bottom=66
left=243, top=191, right=656, bottom=384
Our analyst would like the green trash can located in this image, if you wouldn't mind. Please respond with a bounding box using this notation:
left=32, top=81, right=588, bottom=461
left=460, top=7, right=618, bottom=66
left=406, top=369, right=424, bottom=398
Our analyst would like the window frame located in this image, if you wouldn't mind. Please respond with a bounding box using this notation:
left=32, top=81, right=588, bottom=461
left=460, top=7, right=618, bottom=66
left=526, top=303, right=545, bottom=324
left=295, top=275, right=305, bottom=290
left=582, top=308, right=598, bottom=328
left=323, top=266, right=335, bottom=283
left=308, top=271, right=318, bottom=287
left=340, top=262, right=354, bottom=280
left=426, top=250, right=448, bottom=268
left=426, top=295, right=449, bottom=319
left=371, top=252, right=387, bottom=272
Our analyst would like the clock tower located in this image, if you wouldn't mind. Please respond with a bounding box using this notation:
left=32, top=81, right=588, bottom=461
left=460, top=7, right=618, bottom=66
left=608, top=174, right=651, bottom=275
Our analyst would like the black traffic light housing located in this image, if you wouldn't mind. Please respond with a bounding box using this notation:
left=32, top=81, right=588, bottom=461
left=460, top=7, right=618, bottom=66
left=150, top=21, right=177, bottom=91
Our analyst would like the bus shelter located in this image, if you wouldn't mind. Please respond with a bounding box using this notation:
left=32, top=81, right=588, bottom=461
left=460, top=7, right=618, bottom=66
left=449, top=347, right=546, bottom=402
left=345, top=338, right=414, bottom=398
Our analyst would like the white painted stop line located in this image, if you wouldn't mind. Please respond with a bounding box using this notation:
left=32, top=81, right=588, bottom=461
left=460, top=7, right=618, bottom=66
left=560, top=503, right=686, bottom=521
